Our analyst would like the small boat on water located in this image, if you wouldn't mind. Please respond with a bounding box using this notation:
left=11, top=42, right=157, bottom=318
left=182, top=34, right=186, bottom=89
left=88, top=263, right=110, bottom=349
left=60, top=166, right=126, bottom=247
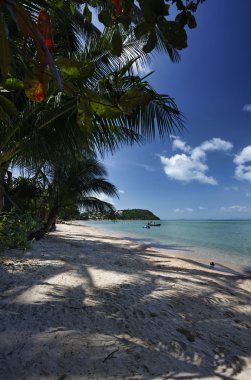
left=143, top=221, right=161, bottom=228
left=143, top=224, right=151, bottom=229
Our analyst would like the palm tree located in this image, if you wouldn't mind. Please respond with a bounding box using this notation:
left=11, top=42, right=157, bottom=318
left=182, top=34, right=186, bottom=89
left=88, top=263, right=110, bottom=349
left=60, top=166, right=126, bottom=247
left=1, top=1, right=184, bottom=160
left=29, top=156, right=118, bottom=239
left=0, top=2, right=184, bottom=215
left=0, top=1, right=206, bottom=81
left=1, top=27, right=184, bottom=205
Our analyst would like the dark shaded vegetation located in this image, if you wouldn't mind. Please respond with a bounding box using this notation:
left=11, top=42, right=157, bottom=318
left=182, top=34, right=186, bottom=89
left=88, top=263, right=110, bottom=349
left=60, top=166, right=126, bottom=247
left=0, top=159, right=117, bottom=248
left=0, top=1, right=206, bottom=252
left=0, top=209, right=39, bottom=252
left=81, top=208, right=160, bottom=220
left=118, top=209, right=160, bottom=220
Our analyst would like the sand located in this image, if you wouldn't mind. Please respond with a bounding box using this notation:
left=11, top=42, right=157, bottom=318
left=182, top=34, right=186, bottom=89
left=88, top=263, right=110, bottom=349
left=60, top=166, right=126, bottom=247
left=0, top=223, right=251, bottom=380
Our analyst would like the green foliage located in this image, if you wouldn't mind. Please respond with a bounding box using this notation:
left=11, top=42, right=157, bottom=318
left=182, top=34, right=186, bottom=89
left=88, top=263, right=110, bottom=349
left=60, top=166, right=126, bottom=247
left=83, top=5, right=92, bottom=24
left=0, top=0, right=206, bottom=91
left=0, top=209, right=39, bottom=252
left=86, top=208, right=160, bottom=220
left=117, top=209, right=159, bottom=220
left=119, top=89, right=152, bottom=109
left=143, top=30, right=158, bottom=53
left=5, top=78, right=24, bottom=90
left=58, top=59, right=95, bottom=80
left=59, top=204, right=81, bottom=221
left=98, top=10, right=113, bottom=27
left=78, top=0, right=206, bottom=56
left=0, top=1, right=186, bottom=175
left=0, top=95, right=18, bottom=118
left=79, top=212, right=90, bottom=220
left=6, top=177, right=47, bottom=221
left=158, top=19, right=187, bottom=49
left=0, top=0, right=199, bottom=241
left=0, top=13, right=12, bottom=81
left=111, top=29, right=123, bottom=56
left=90, top=97, right=122, bottom=118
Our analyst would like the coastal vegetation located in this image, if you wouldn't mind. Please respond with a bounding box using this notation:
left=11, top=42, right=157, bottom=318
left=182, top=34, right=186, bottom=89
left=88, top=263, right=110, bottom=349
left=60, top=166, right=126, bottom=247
left=116, top=209, right=160, bottom=220
left=76, top=208, right=159, bottom=220
left=0, top=1, right=205, bottom=251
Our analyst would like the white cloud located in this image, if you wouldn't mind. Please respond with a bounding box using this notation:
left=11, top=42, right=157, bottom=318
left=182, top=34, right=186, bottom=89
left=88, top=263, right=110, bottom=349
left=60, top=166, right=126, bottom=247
left=173, top=138, right=191, bottom=153
left=243, top=104, right=251, bottom=113
left=198, top=206, right=206, bottom=210
left=220, top=205, right=251, bottom=212
left=160, top=137, right=233, bottom=185
left=234, top=146, right=251, bottom=182
left=246, top=191, right=251, bottom=197
left=161, top=153, right=217, bottom=184
left=234, top=146, right=251, bottom=165
left=118, top=189, right=125, bottom=194
left=199, top=138, right=233, bottom=152
left=173, top=208, right=194, bottom=213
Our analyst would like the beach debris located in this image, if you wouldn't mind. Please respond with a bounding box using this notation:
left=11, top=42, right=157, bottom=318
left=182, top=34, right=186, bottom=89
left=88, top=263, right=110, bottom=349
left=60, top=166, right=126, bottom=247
left=102, top=349, right=119, bottom=363
left=210, top=261, right=215, bottom=266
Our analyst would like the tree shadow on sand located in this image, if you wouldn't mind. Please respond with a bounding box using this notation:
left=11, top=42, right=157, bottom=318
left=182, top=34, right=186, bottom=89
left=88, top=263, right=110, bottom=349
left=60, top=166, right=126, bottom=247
left=0, top=227, right=251, bottom=379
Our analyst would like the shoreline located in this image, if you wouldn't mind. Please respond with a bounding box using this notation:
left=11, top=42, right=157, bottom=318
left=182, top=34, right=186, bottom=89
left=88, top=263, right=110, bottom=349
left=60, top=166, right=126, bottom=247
left=69, top=220, right=249, bottom=276
left=0, top=223, right=251, bottom=379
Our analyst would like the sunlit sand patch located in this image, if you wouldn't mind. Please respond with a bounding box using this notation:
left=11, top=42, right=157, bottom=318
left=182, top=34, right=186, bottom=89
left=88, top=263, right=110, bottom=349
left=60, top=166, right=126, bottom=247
left=14, top=271, right=86, bottom=304
left=87, top=267, right=136, bottom=288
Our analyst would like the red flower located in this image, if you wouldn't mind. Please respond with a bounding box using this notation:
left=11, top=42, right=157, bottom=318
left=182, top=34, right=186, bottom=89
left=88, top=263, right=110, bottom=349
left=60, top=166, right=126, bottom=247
left=24, top=80, right=46, bottom=102
left=111, top=0, right=123, bottom=16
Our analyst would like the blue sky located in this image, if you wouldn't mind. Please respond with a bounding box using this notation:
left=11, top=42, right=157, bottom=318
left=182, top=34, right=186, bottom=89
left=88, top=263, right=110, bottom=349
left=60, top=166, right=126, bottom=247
left=100, top=0, right=251, bottom=219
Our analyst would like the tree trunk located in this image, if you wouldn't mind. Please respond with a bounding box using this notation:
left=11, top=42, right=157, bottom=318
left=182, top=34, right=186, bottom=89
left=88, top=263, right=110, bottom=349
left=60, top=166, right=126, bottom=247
left=0, top=183, right=4, bottom=211
left=0, top=163, right=9, bottom=211
left=44, top=204, right=60, bottom=232
left=28, top=203, right=60, bottom=240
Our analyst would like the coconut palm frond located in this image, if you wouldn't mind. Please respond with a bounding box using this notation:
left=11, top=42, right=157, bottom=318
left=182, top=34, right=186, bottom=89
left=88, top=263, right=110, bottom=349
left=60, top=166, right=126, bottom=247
left=83, top=28, right=151, bottom=79
left=133, top=94, right=184, bottom=140
left=81, top=178, right=118, bottom=197
left=155, top=26, right=181, bottom=63
left=79, top=197, right=115, bottom=213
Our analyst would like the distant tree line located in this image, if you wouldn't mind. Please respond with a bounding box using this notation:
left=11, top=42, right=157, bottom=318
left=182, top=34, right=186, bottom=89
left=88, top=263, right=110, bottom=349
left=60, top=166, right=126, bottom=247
left=76, top=209, right=160, bottom=221
left=116, top=209, right=160, bottom=220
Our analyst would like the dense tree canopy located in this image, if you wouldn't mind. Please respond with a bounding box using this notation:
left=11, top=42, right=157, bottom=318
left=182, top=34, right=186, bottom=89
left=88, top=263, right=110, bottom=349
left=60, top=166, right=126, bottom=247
left=0, top=0, right=206, bottom=97
left=117, top=209, right=160, bottom=220
left=0, top=0, right=206, bottom=247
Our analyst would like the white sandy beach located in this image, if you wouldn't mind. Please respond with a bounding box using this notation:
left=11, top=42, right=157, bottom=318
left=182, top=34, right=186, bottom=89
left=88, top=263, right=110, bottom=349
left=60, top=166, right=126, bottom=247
left=0, top=223, right=251, bottom=380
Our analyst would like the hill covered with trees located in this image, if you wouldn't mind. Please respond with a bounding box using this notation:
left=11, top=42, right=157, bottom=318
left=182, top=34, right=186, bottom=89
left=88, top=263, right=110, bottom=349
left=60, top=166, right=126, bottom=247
left=118, top=209, right=160, bottom=220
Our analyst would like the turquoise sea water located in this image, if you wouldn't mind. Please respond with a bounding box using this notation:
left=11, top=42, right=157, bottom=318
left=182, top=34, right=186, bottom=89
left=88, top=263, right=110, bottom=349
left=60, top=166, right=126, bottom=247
left=80, top=220, right=251, bottom=270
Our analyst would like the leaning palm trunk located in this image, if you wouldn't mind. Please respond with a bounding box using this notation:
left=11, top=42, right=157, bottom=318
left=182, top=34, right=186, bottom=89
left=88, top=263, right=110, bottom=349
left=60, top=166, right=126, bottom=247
left=29, top=203, right=61, bottom=240
left=44, top=203, right=60, bottom=232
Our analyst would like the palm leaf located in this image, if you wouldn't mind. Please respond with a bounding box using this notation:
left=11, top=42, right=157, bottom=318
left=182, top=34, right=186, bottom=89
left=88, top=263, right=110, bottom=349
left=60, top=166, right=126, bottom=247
left=0, top=13, right=12, bottom=82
